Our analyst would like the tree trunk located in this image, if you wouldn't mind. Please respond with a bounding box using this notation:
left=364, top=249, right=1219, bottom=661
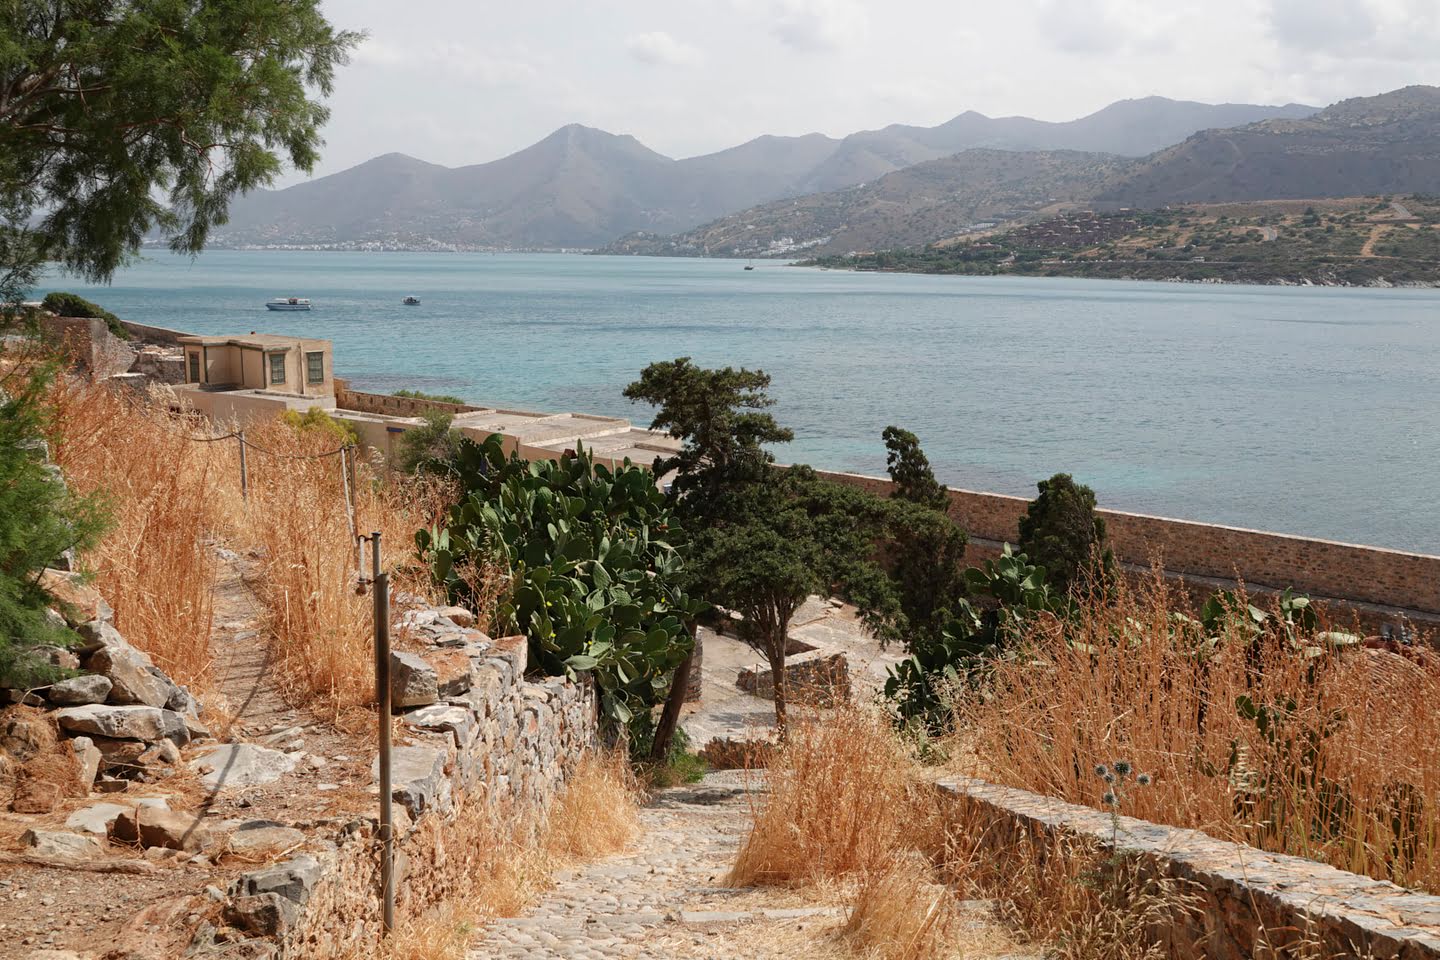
left=768, top=635, right=788, bottom=739
left=649, top=638, right=695, bottom=762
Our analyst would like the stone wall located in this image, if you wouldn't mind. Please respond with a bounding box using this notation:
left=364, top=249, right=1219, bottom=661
left=37, top=315, right=137, bottom=378
left=115, top=319, right=194, bottom=346
left=333, top=377, right=484, bottom=418
left=814, top=470, right=1440, bottom=618
left=215, top=609, right=597, bottom=958
left=938, top=777, right=1440, bottom=959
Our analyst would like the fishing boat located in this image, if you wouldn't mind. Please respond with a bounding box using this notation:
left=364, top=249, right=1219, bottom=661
left=265, top=297, right=311, bottom=311
left=402, top=296, right=421, bottom=305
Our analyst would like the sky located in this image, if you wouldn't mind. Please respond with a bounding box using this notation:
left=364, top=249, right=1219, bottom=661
left=287, top=0, right=1440, bottom=184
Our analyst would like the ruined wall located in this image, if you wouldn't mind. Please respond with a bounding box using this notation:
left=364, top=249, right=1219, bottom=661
left=815, top=470, right=1440, bottom=617
left=332, top=377, right=484, bottom=418
left=37, top=315, right=137, bottom=378
left=218, top=621, right=597, bottom=958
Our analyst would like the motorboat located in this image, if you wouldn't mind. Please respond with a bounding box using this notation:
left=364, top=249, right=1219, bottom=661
left=265, top=297, right=311, bottom=311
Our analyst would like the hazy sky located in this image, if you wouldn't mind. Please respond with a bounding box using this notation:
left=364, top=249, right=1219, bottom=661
left=290, top=0, right=1439, bottom=183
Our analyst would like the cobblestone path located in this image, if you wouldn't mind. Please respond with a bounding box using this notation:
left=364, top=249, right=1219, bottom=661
left=468, top=772, right=1043, bottom=960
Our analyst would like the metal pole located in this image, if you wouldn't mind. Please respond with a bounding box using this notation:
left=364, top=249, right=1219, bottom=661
left=237, top=430, right=248, bottom=503
left=371, top=532, right=394, bottom=934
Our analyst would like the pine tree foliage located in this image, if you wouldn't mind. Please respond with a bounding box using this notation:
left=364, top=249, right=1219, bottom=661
left=1016, top=472, right=1114, bottom=595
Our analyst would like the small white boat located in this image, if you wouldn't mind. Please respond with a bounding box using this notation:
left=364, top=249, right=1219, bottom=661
left=402, top=296, right=421, bottom=305
left=266, top=297, right=311, bottom=311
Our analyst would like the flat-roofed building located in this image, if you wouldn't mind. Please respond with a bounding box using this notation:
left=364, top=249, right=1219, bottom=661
left=177, top=333, right=333, bottom=398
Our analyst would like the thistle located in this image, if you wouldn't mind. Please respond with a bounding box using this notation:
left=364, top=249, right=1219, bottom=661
left=1096, top=757, right=1152, bottom=845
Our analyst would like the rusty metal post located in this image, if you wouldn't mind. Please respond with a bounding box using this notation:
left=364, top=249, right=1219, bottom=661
left=371, top=532, right=394, bottom=934
left=237, top=430, right=248, bottom=503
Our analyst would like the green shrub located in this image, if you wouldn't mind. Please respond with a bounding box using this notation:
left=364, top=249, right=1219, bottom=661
left=41, top=292, right=130, bottom=340
left=393, top=388, right=467, bottom=406
left=280, top=407, right=359, bottom=446
left=417, top=435, right=705, bottom=733
left=394, top=410, right=465, bottom=475
left=1017, top=473, right=1113, bottom=596
left=0, top=373, right=110, bottom=686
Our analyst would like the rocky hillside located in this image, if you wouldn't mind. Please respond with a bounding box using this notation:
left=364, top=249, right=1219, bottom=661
left=597, top=150, right=1133, bottom=258
left=216, top=98, right=1313, bottom=250
left=1098, top=87, right=1440, bottom=206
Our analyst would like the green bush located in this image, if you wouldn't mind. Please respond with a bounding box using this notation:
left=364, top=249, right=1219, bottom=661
left=417, top=435, right=705, bottom=733
left=1016, top=473, right=1113, bottom=596
left=0, top=373, right=110, bottom=687
left=393, top=388, right=467, bottom=406
left=280, top=407, right=359, bottom=446
left=41, top=292, right=129, bottom=340
left=394, top=410, right=465, bottom=475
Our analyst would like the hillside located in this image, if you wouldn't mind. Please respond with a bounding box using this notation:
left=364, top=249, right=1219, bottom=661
left=597, top=150, right=1132, bottom=258
left=1099, top=87, right=1440, bottom=206
left=216, top=97, right=1313, bottom=250
left=810, top=196, right=1440, bottom=286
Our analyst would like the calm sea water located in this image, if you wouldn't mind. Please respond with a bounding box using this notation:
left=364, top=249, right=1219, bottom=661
left=47, top=250, right=1440, bottom=554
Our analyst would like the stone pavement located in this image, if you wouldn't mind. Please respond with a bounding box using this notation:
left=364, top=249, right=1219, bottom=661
left=468, top=772, right=1043, bottom=960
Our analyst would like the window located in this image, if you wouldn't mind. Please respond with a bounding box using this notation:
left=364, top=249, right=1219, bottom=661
left=188, top=352, right=200, bottom=383
left=306, top=351, right=324, bottom=385
left=269, top=352, right=286, bottom=385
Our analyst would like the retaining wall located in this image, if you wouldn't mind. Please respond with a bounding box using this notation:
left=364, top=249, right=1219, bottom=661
left=938, top=777, right=1440, bottom=959
left=333, top=377, right=484, bottom=417
left=37, top=315, right=136, bottom=378
left=815, top=470, right=1440, bottom=618
left=217, top=624, right=597, bottom=958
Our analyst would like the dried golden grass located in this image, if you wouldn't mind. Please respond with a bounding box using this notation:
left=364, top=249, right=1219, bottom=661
left=343, top=750, right=638, bottom=960
left=47, top=381, right=238, bottom=696
left=728, top=706, right=939, bottom=888
left=842, top=853, right=958, bottom=960
left=949, top=573, right=1440, bottom=893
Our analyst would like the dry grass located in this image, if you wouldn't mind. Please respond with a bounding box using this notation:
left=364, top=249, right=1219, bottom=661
left=348, top=750, right=639, bottom=960
left=47, top=381, right=240, bottom=696
left=728, top=706, right=941, bottom=888
left=948, top=574, right=1440, bottom=893
left=842, top=853, right=958, bottom=960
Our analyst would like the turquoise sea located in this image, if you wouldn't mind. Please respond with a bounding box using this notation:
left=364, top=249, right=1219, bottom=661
left=48, top=250, right=1440, bottom=554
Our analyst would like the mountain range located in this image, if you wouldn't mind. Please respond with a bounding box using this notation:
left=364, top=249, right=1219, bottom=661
left=601, top=87, right=1440, bottom=258
left=216, top=97, right=1317, bottom=250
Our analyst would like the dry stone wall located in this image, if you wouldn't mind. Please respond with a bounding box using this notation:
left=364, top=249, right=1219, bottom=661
left=210, top=605, right=597, bottom=959
left=939, top=777, right=1440, bottom=959
left=332, top=377, right=484, bottom=418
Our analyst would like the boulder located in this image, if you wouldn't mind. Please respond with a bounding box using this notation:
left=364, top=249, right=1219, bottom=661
left=0, top=712, right=50, bottom=761
left=111, top=805, right=211, bottom=851
left=227, top=821, right=306, bottom=856
left=189, top=743, right=296, bottom=790
left=12, top=779, right=62, bottom=813
left=71, top=736, right=101, bottom=788
left=225, top=893, right=298, bottom=937
left=91, top=735, right=148, bottom=774
left=54, top=704, right=190, bottom=743
left=75, top=619, right=131, bottom=656
left=88, top=646, right=172, bottom=707
left=436, top=605, right=475, bottom=628
left=165, top=684, right=202, bottom=717
left=47, top=674, right=113, bottom=706
left=33, top=644, right=81, bottom=671
left=20, top=828, right=102, bottom=862
left=390, top=650, right=438, bottom=708
left=38, top=569, right=113, bottom=626
left=234, top=854, right=322, bottom=904
left=376, top=744, right=448, bottom=818
left=66, top=798, right=168, bottom=835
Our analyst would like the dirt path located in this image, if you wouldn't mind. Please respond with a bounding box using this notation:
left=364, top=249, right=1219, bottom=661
left=468, top=772, right=1040, bottom=960
left=1361, top=224, right=1391, bottom=258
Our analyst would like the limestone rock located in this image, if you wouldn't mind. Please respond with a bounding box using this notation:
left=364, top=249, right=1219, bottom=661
left=88, top=646, right=171, bottom=707
left=376, top=744, right=448, bottom=818
left=401, top=704, right=473, bottom=745
left=47, top=674, right=113, bottom=706
left=227, top=821, right=306, bottom=856
left=54, top=704, right=190, bottom=743
left=12, top=779, right=62, bottom=813
left=71, top=736, right=101, bottom=788
left=225, top=893, right=298, bottom=937
left=111, top=805, right=211, bottom=851
left=165, top=684, right=202, bottom=717
left=0, top=712, right=49, bottom=761
left=75, top=619, right=131, bottom=656
left=436, top=605, right=475, bottom=628
left=20, top=828, right=102, bottom=862
left=189, top=743, right=297, bottom=790
left=66, top=798, right=168, bottom=834
left=38, top=569, right=113, bottom=626
left=234, top=854, right=322, bottom=904
left=390, top=650, right=438, bottom=708
left=33, top=644, right=80, bottom=671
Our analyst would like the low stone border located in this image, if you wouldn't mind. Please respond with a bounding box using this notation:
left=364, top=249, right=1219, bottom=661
left=938, top=777, right=1440, bottom=959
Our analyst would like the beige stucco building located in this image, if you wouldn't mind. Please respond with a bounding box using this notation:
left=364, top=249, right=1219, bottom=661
left=178, top=334, right=334, bottom=397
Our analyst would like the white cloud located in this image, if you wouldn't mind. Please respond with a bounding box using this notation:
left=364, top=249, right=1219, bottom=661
left=625, top=31, right=703, bottom=67
left=1266, top=0, right=1440, bottom=60
left=764, top=0, right=868, bottom=52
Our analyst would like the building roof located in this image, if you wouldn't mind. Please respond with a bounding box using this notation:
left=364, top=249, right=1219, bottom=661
left=177, top=333, right=331, bottom=350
